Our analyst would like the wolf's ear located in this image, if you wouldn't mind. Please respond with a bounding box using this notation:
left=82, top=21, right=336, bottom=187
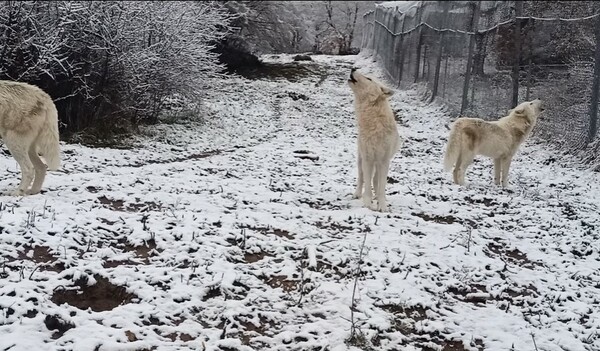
left=381, top=86, right=394, bottom=97
left=513, top=106, right=526, bottom=115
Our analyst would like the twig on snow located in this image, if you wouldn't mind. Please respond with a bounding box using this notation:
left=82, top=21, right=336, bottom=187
left=28, top=265, right=41, bottom=280
left=531, top=332, right=539, bottom=351
left=466, top=226, right=473, bottom=253
left=349, top=230, right=368, bottom=340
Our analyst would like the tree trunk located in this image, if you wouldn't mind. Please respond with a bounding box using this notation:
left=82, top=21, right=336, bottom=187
left=431, top=1, right=451, bottom=102
left=587, top=13, right=600, bottom=144
left=511, top=0, right=523, bottom=108
left=472, top=33, right=485, bottom=76
left=460, top=1, right=481, bottom=115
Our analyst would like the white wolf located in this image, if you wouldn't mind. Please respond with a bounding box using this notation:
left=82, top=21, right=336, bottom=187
left=443, top=99, right=544, bottom=187
left=0, top=80, right=61, bottom=196
left=348, top=68, right=401, bottom=212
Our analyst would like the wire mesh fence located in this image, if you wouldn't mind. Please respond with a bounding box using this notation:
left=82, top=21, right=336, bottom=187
left=361, top=1, right=600, bottom=165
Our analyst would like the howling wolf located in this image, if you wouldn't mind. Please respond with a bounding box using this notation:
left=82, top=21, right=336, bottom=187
left=348, top=68, right=401, bottom=212
left=0, top=80, right=60, bottom=196
left=443, top=99, right=544, bottom=187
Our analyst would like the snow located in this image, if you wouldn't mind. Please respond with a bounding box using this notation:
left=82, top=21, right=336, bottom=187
left=379, top=1, right=421, bottom=13
left=0, top=53, right=599, bottom=351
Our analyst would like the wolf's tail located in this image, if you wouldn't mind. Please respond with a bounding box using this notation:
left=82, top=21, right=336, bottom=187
left=36, top=102, right=61, bottom=171
left=443, top=123, right=461, bottom=172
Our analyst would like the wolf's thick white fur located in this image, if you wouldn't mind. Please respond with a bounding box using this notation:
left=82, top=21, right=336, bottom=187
left=0, top=80, right=60, bottom=196
left=443, top=99, right=544, bottom=187
left=348, top=69, right=401, bottom=212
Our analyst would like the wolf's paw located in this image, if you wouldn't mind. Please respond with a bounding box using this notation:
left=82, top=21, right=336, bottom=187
left=352, top=191, right=362, bottom=199
left=362, top=197, right=373, bottom=208
left=4, top=189, right=26, bottom=196
left=25, top=189, right=41, bottom=195
left=375, top=204, right=389, bottom=212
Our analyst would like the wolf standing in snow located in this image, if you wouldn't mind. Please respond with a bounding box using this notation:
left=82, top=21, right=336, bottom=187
left=443, top=99, right=544, bottom=187
left=348, top=68, right=401, bottom=212
left=0, top=80, right=61, bottom=196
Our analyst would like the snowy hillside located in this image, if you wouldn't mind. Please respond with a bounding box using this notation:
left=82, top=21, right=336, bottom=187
left=0, top=54, right=598, bottom=351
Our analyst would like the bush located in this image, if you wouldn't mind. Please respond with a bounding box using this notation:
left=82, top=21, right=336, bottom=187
left=0, top=1, right=232, bottom=135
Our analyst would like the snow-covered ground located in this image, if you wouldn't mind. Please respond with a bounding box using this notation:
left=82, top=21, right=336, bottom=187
left=0, top=54, right=599, bottom=351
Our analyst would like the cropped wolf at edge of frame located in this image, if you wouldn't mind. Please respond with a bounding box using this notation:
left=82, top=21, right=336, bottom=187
left=0, top=80, right=61, bottom=196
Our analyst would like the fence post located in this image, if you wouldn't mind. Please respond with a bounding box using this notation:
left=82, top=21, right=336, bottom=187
left=369, top=12, right=376, bottom=51
left=460, top=1, right=481, bottom=115
left=378, top=9, right=386, bottom=62
left=360, top=12, right=368, bottom=50
left=587, top=13, right=600, bottom=144
left=511, top=0, right=523, bottom=107
left=397, top=13, right=407, bottom=86
left=380, top=9, right=388, bottom=59
left=442, top=53, right=449, bottom=98
left=414, top=2, right=425, bottom=83
left=386, top=10, right=395, bottom=74
left=370, top=11, right=376, bottom=51
left=390, top=8, right=401, bottom=81
left=374, top=7, right=381, bottom=54
left=431, top=1, right=451, bottom=102
left=525, top=19, right=534, bottom=101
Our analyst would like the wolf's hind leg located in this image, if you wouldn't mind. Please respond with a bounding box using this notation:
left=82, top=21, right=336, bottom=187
left=27, top=141, right=47, bottom=195
left=456, top=153, right=474, bottom=186
left=452, top=155, right=462, bottom=185
left=3, top=132, right=35, bottom=196
left=373, top=167, right=379, bottom=199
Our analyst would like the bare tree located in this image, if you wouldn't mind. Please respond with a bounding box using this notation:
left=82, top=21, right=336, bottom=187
left=316, top=1, right=359, bottom=55
left=0, top=1, right=232, bottom=135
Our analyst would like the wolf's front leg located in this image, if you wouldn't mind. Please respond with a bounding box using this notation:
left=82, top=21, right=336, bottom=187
left=353, top=151, right=363, bottom=199
left=501, top=156, right=513, bottom=187
left=3, top=133, right=34, bottom=196
left=494, top=158, right=502, bottom=185
left=361, top=159, right=375, bottom=208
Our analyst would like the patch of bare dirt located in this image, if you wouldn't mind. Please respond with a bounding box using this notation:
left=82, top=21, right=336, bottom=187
left=238, top=224, right=295, bottom=240
left=298, top=198, right=346, bottom=210
left=124, top=238, right=158, bottom=260
left=44, top=314, right=75, bottom=339
left=446, top=283, right=490, bottom=305
left=261, top=275, right=298, bottom=293
left=244, top=251, right=272, bottom=263
left=102, top=259, right=141, bottom=268
left=463, top=195, right=500, bottom=207
left=310, top=257, right=348, bottom=279
left=412, top=212, right=477, bottom=228
left=12, top=245, right=65, bottom=272
left=51, top=275, right=137, bottom=312
left=314, top=220, right=355, bottom=233
left=486, top=240, right=542, bottom=269
left=378, top=303, right=485, bottom=350
left=98, top=196, right=162, bottom=212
